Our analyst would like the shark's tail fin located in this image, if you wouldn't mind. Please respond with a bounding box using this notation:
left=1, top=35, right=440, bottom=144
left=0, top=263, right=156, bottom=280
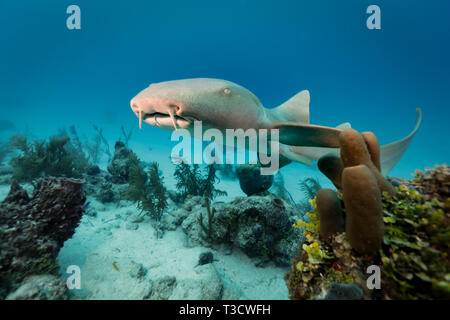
left=272, top=90, right=310, bottom=124
left=380, top=108, right=422, bottom=175
left=274, top=109, right=422, bottom=176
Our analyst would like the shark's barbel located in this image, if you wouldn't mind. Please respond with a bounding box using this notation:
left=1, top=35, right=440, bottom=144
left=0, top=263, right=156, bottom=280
left=130, top=78, right=421, bottom=175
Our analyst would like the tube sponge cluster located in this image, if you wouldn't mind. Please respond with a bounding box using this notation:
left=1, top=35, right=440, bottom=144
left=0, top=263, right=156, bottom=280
left=317, top=129, right=394, bottom=255
left=285, top=129, right=449, bottom=300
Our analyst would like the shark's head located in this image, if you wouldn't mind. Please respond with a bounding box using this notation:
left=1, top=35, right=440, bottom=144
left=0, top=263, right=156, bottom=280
left=130, top=78, right=264, bottom=131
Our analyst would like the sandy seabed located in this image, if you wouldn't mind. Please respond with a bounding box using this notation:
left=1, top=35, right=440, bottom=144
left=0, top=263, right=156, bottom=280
left=0, top=139, right=334, bottom=300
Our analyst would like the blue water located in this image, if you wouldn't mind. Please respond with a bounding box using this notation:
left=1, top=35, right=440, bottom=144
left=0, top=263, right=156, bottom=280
left=1, top=0, right=449, bottom=178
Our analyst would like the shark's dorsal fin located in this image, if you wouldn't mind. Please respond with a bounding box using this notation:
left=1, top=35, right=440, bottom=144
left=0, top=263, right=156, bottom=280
left=272, top=90, right=310, bottom=124
left=336, top=122, right=351, bottom=130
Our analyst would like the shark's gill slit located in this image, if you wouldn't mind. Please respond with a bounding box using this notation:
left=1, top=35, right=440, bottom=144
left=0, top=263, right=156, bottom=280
left=139, top=107, right=142, bottom=130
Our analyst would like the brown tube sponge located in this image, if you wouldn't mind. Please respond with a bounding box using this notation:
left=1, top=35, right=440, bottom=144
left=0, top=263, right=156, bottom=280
left=339, top=129, right=395, bottom=195
left=317, top=154, right=343, bottom=190
left=316, top=188, right=344, bottom=241
left=342, top=165, right=384, bottom=255
left=362, top=131, right=381, bottom=171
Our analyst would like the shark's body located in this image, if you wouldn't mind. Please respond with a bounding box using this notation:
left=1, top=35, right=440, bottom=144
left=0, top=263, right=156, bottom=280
left=130, top=78, right=421, bottom=175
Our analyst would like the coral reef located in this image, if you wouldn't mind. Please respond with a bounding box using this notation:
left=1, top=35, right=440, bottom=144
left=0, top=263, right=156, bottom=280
left=108, top=141, right=140, bottom=184
left=8, top=133, right=90, bottom=182
left=285, top=175, right=450, bottom=300
left=181, top=194, right=303, bottom=266
left=174, top=162, right=227, bottom=201
left=285, top=129, right=449, bottom=300
left=83, top=168, right=124, bottom=204
left=235, top=163, right=273, bottom=196
left=0, top=177, right=86, bottom=298
left=390, top=164, right=449, bottom=203
left=5, top=274, right=69, bottom=300
left=125, top=159, right=168, bottom=237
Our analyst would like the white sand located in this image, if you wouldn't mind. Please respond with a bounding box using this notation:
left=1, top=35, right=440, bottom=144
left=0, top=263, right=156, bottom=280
left=1, top=130, right=332, bottom=300
left=56, top=195, right=292, bottom=300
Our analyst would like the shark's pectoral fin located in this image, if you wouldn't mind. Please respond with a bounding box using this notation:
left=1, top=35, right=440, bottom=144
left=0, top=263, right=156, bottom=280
left=380, top=108, right=422, bottom=176
left=270, top=123, right=342, bottom=148
left=279, top=143, right=313, bottom=166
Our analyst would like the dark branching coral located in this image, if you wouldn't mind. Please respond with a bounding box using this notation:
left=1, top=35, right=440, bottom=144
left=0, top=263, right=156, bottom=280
left=147, top=162, right=168, bottom=221
left=8, top=133, right=89, bottom=182
left=174, top=162, right=227, bottom=201
left=83, top=124, right=112, bottom=164
left=92, top=124, right=112, bottom=161
left=84, top=133, right=102, bottom=164
left=0, top=177, right=86, bottom=298
left=297, top=177, right=322, bottom=216
left=198, top=194, right=216, bottom=241
left=126, top=160, right=168, bottom=222
left=119, top=125, right=133, bottom=146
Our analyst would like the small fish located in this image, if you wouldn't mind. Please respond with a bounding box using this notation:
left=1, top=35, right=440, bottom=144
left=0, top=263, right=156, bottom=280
left=82, top=202, right=90, bottom=211
left=112, top=262, right=120, bottom=272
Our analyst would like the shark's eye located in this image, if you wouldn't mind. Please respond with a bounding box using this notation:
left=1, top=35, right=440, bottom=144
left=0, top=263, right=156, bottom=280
left=223, top=88, right=231, bottom=95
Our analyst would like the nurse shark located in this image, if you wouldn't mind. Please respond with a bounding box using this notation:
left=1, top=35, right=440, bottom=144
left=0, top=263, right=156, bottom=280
left=130, top=78, right=421, bottom=175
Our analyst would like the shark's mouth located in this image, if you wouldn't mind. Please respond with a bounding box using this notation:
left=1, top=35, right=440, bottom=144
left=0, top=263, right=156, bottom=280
left=137, top=110, right=196, bottom=130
